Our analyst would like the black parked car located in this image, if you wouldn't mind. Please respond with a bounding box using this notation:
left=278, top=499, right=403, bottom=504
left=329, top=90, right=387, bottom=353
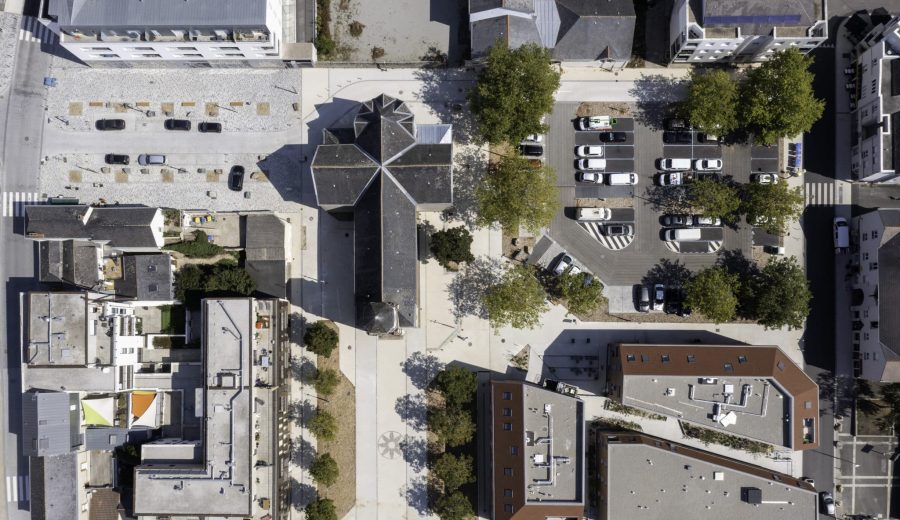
left=96, top=119, right=125, bottom=131
left=602, top=224, right=633, bottom=236
left=164, top=119, right=191, bottom=131
left=228, top=166, right=245, bottom=191
left=198, top=122, right=222, bottom=133
left=664, top=118, right=688, bottom=131
left=104, top=154, right=129, bottom=165
left=519, top=144, right=544, bottom=157
left=598, top=131, right=627, bottom=143
left=663, top=131, right=692, bottom=144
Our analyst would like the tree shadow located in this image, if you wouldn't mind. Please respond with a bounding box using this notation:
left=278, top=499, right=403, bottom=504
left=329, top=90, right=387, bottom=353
left=403, top=351, right=445, bottom=389
left=642, top=185, right=691, bottom=214
left=291, top=436, right=317, bottom=471
left=628, top=74, right=689, bottom=130
left=447, top=256, right=503, bottom=320
left=402, top=475, right=436, bottom=516
left=287, top=399, right=317, bottom=428
left=291, top=356, right=318, bottom=385
left=395, top=394, right=429, bottom=431
left=290, top=478, right=318, bottom=510
left=817, top=371, right=855, bottom=418
left=642, top=259, right=693, bottom=287
left=717, top=249, right=760, bottom=279
left=412, top=67, right=478, bottom=145
left=442, top=146, right=488, bottom=229
left=401, top=436, right=429, bottom=473
left=289, top=312, right=308, bottom=344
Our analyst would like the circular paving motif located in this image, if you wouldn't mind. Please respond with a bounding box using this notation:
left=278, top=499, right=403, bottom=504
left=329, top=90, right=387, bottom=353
left=379, top=430, right=404, bottom=459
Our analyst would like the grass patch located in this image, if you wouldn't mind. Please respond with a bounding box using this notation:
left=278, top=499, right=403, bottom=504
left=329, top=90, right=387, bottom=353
left=315, top=0, right=336, bottom=59
left=680, top=421, right=772, bottom=454
left=163, top=231, right=225, bottom=258
left=317, top=348, right=356, bottom=516
left=158, top=305, right=186, bottom=334
left=592, top=417, right=642, bottom=432
left=604, top=400, right=667, bottom=421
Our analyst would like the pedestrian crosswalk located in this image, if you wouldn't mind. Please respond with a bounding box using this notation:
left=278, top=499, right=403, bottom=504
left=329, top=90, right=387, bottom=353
left=6, top=475, right=29, bottom=503
left=664, top=240, right=723, bottom=254
left=579, top=222, right=634, bottom=250
left=805, top=182, right=836, bottom=206
left=19, top=17, right=52, bottom=44
left=2, top=192, right=46, bottom=218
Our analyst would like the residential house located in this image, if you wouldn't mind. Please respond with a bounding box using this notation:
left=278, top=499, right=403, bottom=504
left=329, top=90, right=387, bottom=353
left=25, top=205, right=164, bottom=253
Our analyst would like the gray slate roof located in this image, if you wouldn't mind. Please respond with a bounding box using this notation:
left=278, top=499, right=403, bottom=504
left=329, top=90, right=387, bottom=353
left=26, top=205, right=162, bottom=249
left=22, top=391, right=79, bottom=457
left=49, top=0, right=268, bottom=28
left=470, top=0, right=636, bottom=61
left=116, top=254, right=174, bottom=301
left=880, top=232, right=900, bottom=356
left=84, top=427, right=128, bottom=451
left=311, top=94, right=453, bottom=331
left=245, top=213, right=288, bottom=298
left=38, top=240, right=101, bottom=289
left=30, top=453, right=78, bottom=520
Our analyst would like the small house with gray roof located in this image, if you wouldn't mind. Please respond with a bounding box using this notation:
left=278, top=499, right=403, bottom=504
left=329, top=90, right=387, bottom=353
left=25, top=205, right=164, bottom=253
left=469, top=0, right=636, bottom=67
left=116, top=254, right=175, bottom=302
left=311, top=94, right=453, bottom=334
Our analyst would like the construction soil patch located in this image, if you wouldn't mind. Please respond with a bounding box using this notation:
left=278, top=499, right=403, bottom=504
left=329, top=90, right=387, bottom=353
left=317, top=346, right=356, bottom=517
left=576, top=102, right=632, bottom=118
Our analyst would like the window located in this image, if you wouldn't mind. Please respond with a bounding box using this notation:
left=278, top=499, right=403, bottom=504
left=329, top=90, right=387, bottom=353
left=509, top=446, right=518, bottom=455
left=864, top=252, right=869, bottom=260
left=661, top=354, right=670, bottom=363
left=870, top=262, right=879, bottom=270
left=626, top=354, right=636, bottom=362
left=863, top=232, right=869, bottom=240
left=504, top=489, right=513, bottom=497
left=504, top=504, right=514, bottom=513
left=872, top=321, right=879, bottom=329
left=502, top=391, right=511, bottom=400
left=864, top=332, right=870, bottom=340
left=777, top=360, right=785, bottom=371
left=687, top=354, right=696, bottom=363
left=641, top=354, right=649, bottom=363
left=177, top=46, right=198, bottom=50
left=136, top=54, right=162, bottom=58
left=865, top=352, right=871, bottom=360
left=130, top=46, right=154, bottom=50
left=872, top=230, right=879, bottom=239
left=724, top=362, right=733, bottom=372
left=502, top=408, right=512, bottom=417
left=738, top=355, right=747, bottom=364
left=504, top=467, right=513, bottom=476
left=503, top=422, right=512, bottom=431
left=216, top=46, right=240, bottom=50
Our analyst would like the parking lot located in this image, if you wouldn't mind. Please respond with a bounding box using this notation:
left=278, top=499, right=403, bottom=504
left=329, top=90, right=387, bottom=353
left=545, top=102, right=779, bottom=289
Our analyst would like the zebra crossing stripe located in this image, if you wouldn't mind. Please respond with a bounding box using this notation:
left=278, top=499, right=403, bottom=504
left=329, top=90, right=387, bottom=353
left=2, top=192, right=46, bottom=218
left=6, top=475, right=29, bottom=502
left=805, top=182, right=835, bottom=206
left=19, top=17, right=50, bottom=43
left=578, top=222, right=634, bottom=251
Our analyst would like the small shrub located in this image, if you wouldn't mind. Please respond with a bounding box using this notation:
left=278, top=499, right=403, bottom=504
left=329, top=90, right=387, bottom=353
left=308, top=410, right=338, bottom=441
left=304, top=322, right=338, bottom=357
left=371, top=46, right=385, bottom=60
left=349, top=21, right=365, bottom=37
left=310, top=453, right=339, bottom=487
left=305, top=497, right=337, bottom=520
left=163, top=230, right=225, bottom=258
left=313, top=368, right=340, bottom=396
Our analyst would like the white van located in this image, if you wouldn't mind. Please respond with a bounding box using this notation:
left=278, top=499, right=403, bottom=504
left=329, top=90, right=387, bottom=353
left=834, top=217, right=849, bottom=253
left=665, top=228, right=702, bottom=241
left=659, top=158, right=692, bottom=171
left=577, top=207, right=612, bottom=221
left=577, top=158, right=607, bottom=171
left=606, top=173, right=639, bottom=185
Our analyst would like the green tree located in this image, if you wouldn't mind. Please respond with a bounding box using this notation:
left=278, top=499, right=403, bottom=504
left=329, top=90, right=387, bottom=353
left=741, top=181, right=804, bottom=236
left=430, top=227, right=475, bottom=269
left=308, top=410, right=338, bottom=441
left=305, top=321, right=339, bottom=357
left=205, top=264, right=256, bottom=295
left=174, top=265, right=204, bottom=301
left=483, top=264, right=549, bottom=329
left=554, top=271, right=605, bottom=316
left=688, top=178, right=742, bottom=219
left=476, top=154, right=560, bottom=234
left=305, top=497, right=337, bottom=520
left=684, top=69, right=739, bottom=134
left=468, top=43, right=560, bottom=144
left=434, top=491, right=475, bottom=520
left=429, top=406, right=476, bottom=447
left=684, top=266, right=740, bottom=323
left=163, top=230, right=226, bottom=258
left=432, top=452, right=476, bottom=492
left=749, top=256, right=811, bottom=329
left=309, top=453, right=339, bottom=487
left=313, top=368, right=340, bottom=396
left=434, top=366, right=477, bottom=407
left=741, top=48, right=825, bottom=145
left=878, top=384, right=900, bottom=430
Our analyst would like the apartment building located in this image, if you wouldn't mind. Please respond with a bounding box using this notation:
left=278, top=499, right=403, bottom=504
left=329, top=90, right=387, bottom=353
left=669, top=0, right=827, bottom=63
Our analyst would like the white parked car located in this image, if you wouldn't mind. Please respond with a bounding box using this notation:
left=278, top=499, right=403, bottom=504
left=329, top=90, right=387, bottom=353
left=577, top=172, right=604, bottom=184
left=657, top=172, right=682, bottom=186
left=694, top=158, right=723, bottom=171
left=575, top=145, right=604, bottom=157
left=658, top=158, right=692, bottom=171
left=577, top=158, right=607, bottom=171
left=752, top=172, right=779, bottom=184
left=524, top=134, right=544, bottom=143
left=693, top=215, right=721, bottom=226
left=553, top=254, right=582, bottom=276
left=577, top=116, right=612, bottom=131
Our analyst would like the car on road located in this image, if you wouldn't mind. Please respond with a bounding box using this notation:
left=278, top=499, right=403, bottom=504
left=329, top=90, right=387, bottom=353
left=652, top=284, right=665, bottom=311
left=598, top=131, right=627, bottom=143
left=662, top=214, right=690, bottom=227
left=104, top=154, right=129, bottom=165
left=693, top=215, right=721, bottom=226
left=138, top=154, right=165, bottom=166
left=164, top=119, right=192, bottom=131
left=228, top=165, right=245, bottom=191
left=577, top=116, right=612, bottom=131
left=638, top=285, right=651, bottom=312
left=198, top=122, right=222, bottom=133
left=96, top=119, right=125, bottom=131
left=577, top=172, right=604, bottom=184
left=751, top=172, right=779, bottom=184
left=834, top=217, right=850, bottom=253
left=576, top=158, right=606, bottom=171
left=601, top=224, right=633, bottom=236
left=659, top=158, right=692, bottom=171
left=694, top=158, right=723, bottom=171
left=657, top=172, right=682, bottom=186
left=520, top=144, right=544, bottom=156
left=524, top=134, right=544, bottom=143
left=575, top=145, right=604, bottom=157
left=820, top=491, right=835, bottom=515
left=553, top=254, right=581, bottom=276
left=663, top=131, right=692, bottom=144
left=665, top=118, right=688, bottom=131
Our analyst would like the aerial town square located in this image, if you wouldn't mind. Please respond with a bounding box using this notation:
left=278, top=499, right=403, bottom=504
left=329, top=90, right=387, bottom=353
left=1, top=0, right=900, bottom=519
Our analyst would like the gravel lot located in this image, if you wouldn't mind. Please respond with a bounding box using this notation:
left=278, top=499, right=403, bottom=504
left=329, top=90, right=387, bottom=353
left=0, top=14, right=20, bottom=99
left=45, top=65, right=302, bottom=133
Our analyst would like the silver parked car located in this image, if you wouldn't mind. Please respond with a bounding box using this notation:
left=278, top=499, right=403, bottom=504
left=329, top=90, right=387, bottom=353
left=138, top=154, right=166, bottom=166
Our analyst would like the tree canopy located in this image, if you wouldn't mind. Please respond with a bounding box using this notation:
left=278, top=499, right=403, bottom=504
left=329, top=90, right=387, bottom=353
left=313, top=368, right=341, bottom=396
left=304, top=321, right=339, bottom=357
left=428, top=406, right=476, bottom=448
left=476, top=154, right=560, bottom=234
left=434, top=491, right=475, bottom=520
left=684, top=69, right=739, bottom=135
left=434, top=366, right=477, bottom=407
left=483, top=264, right=548, bottom=329
left=741, top=181, right=804, bottom=236
left=432, top=453, right=476, bottom=492
left=688, top=178, right=741, bottom=220
left=174, top=263, right=256, bottom=307
left=430, top=227, right=475, bottom=270
left=684, top=266, right=740, bottom=323
left=308, top=409, right=338, bottom=441
left=468, top=43, right=560, bottom=144
left=741, top=48, right=824, bottom=145
left=309, top=453, right=339, bottom=487
left=749, top=256, right=811, bottom=329
left=305, top=497, right=337, bottom=520
left=554, top=271, right=605, bottom=316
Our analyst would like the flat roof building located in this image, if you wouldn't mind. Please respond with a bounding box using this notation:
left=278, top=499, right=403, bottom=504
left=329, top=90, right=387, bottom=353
left=487, top=381, right=585, bottom=520
left=607, top=344, right=819, bottom=451
left=597, top=431, right=817, bottom=520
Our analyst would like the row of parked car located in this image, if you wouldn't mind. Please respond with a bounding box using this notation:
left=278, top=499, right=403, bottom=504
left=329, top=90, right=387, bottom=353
left=636, top=283, right=691, bottom=315
left=95, top=118, right=223, bottom=133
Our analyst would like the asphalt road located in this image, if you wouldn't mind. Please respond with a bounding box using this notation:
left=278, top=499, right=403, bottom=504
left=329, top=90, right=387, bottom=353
left=0, top=26, right=52, bottom=520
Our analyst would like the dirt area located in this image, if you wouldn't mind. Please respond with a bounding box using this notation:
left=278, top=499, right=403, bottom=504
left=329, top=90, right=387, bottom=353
left=575, top=197, right=634, bottom=209
left=573, top=295, right=748, bottom=324
left=576, top=102, right=632, bottom=118
left=857, top=399, right=892, bottom=436
left=317, top=347, right=356, bottom=517
left=167, top=250, right=237, bottom=269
